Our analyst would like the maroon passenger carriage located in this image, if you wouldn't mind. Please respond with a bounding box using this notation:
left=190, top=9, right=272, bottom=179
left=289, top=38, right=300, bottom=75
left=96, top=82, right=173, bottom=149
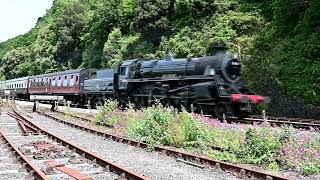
left=28, top=68, right=101, bottom=107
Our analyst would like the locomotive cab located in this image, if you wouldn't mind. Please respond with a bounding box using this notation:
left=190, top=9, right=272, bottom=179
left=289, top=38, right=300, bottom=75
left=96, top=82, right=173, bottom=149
left=114, top=59, right=139, bottom=92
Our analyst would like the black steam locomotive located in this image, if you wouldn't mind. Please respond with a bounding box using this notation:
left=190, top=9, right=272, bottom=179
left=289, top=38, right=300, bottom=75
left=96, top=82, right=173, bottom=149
left=110, top=51, right=267, bottom=118
left=0, top=51, right=267, bottom=118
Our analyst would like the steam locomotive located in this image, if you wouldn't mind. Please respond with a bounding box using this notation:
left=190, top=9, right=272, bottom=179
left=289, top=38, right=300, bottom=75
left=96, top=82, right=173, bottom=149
left=0, top=51, right=268, bottom=118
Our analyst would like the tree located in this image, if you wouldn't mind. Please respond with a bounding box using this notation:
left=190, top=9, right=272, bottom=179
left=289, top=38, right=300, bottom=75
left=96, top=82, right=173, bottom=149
left=81, top=0, right=123, bottom=68
left=54, top=1, right=87, bottom=68
left=1, top=47, right=32, bottom=79
left=31, top=26, right=58, bottom=75
left=103, top=28, right=140, bottom=67
left=132, top=0, right=174, bottom=44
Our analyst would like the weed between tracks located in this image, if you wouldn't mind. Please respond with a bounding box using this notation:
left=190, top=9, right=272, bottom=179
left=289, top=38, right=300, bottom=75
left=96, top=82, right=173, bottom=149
left=95, top=100, right=320, bottom=176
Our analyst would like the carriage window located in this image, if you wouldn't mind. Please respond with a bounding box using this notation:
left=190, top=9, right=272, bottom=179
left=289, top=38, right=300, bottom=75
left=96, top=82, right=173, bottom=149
left=70, top=75, right=75, bottom=86
left=57, top=77, right=62, bottom=86
left=52, top=77, right=56, bottom=86
left=76, top=75, right=79, bottom=82
left=63, top=75, right=68, bottom=86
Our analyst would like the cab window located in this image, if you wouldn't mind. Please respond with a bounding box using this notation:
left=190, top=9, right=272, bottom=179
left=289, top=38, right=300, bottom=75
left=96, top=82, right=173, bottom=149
left=89, top=72, right=97, bottom=79
left=120, top=67, right=126, bottom=75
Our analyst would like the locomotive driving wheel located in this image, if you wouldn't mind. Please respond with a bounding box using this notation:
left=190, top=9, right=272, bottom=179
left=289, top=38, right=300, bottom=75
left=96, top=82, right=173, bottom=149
left=133, top=88, right=147, bottom=108
left=214, top=102, right=233, bottom=119
left=148, top=87, right=167, bottom=106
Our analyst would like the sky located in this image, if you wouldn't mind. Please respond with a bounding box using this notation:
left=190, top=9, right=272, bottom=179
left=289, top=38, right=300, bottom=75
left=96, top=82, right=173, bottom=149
left=0, top=0, right=53, bottom=43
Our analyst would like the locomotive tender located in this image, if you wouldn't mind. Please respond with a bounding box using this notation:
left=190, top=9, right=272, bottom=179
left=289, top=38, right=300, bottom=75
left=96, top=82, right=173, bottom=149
left=0, top=51, right=267, bottom=118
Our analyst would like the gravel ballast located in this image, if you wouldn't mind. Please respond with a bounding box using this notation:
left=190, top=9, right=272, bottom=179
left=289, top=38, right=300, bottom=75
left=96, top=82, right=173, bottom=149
left=21, top=109, right=240, bottom=180
left=0, top=109, right=118, bottom=180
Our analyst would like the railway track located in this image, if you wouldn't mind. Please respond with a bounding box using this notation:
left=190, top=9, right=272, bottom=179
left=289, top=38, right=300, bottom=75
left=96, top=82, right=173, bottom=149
left=0, top=107, right=150, bottom=180
left=32, top=108, right=290, bottom=180
left=238, top=115, right=320, bottom=130
left=58, top=106, right=320, bottom=130
left=14, top=99, right=320, bottom=130
left=0, top=129, right=39, bottom=179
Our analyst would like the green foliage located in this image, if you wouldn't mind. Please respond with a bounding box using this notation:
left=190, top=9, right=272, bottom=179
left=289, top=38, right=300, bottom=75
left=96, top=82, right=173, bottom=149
left=241, top=128, right=281, bottom=165
left=0, top=0, right=318, bottom=107
left=95, top=99, right=119, bottom=125
left=103, top=28, right=140, bottom=67
left=132, top=0, right=174, bottom=44
left=0, top=47, right=32, bottom=79
left=177, top=110, right=210, bottom=148
left=125, top=102, right=176, bottom=146
left=125, top=103, right=212, bottom=148
left=245, top=0, right=320, bottom=105
left=54, top=1, right=87, bottom=68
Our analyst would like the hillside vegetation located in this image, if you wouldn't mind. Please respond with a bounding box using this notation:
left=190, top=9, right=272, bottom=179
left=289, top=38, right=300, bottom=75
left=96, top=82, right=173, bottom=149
left=0, top=0, right=319, bottom=109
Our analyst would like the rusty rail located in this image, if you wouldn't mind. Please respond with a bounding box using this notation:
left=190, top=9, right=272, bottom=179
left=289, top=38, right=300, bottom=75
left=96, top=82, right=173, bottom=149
left=7, top=112, right=39, bottom=134
left=12, top=108, right=150, bottom=180
left=38, top=110, right=290, bottom=180
left=0, top=128, right=49, bottom=180
left=239, top=116, right=320, bottom=130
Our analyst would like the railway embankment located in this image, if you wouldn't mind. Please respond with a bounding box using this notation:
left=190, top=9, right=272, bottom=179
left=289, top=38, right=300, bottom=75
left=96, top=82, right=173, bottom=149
left=12, top=100, right=320, bottom=179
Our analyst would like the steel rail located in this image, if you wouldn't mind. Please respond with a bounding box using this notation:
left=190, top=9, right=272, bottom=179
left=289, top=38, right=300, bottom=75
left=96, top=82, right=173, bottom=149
left=0, top=128, right=49, bottom=180
left=12, top=108, right=151, bottom=180
left=38, top=110, right=290, bottom=180
left=239, top=117, right=320, bottom=130
left=7, top=112, right=40, bottom=134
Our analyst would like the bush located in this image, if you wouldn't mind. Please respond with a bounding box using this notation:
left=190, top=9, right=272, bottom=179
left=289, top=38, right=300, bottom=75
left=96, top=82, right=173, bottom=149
left=177, top=110, right=211, bottom=148
left=95, top=99, right=119, bottom=125
left=280, top=130, right=320, bottom=175
left=241, top=127, right=282, bottom=165
left=125, top=102, right=176, bottom=146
